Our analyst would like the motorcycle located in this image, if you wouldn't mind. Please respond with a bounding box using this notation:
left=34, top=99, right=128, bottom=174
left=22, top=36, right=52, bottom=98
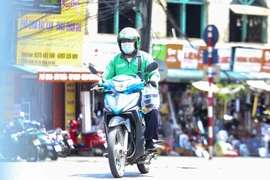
left=0, top=120, right=21, bottom=161
left=16, top=128, right=42, bottom=162
left=21, top=119, right=61, bottom=161
left=0, top=117, right=42, bottom=162
left=68, top=114, right=107, bottom=156
left=88, top=61, right=162, bottom=178
left=47, top=128, right=73, bottom=158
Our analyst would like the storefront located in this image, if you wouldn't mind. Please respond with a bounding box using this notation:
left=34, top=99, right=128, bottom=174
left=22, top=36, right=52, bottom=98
left=9, top=65, right=100, bottom=131
left=152, top=40, right=270, bottom=144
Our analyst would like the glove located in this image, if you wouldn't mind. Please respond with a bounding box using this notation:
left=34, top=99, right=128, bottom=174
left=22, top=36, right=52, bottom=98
left=149, top=75, right=159, bottom=87
left=147, top=81, right=157, bottom=87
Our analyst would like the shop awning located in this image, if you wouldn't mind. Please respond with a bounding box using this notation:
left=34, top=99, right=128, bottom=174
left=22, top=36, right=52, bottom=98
left=11, top=64, right=100, bottom=82
left=229, top=4, right=270, bottom=16
left=165, top=69, right=262, bottom=82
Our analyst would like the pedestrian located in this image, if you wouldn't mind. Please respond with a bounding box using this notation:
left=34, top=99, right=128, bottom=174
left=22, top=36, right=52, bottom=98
left=98, top=27, right=161, bottom=150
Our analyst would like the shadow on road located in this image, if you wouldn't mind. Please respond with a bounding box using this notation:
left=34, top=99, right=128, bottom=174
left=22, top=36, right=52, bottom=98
left=70, top=172, right=153, bottom=178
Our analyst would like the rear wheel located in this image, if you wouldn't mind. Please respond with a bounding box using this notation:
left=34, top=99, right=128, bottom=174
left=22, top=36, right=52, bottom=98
left=26, top=147, right=38, bottom=162
left=108, top=126, right=126, bottom=178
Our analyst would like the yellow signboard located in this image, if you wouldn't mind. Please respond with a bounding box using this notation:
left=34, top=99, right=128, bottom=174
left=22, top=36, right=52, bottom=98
left=17, top=0, right=86, bottom=66
left=65, top=82, right=76, bottom=128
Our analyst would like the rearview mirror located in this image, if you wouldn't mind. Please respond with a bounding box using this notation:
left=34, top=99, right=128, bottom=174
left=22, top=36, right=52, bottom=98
left=88, top=65, right=98, bottom=74
left=146, top=62, right=159, bottom=73
left=79, top=113, right=83, bottom=119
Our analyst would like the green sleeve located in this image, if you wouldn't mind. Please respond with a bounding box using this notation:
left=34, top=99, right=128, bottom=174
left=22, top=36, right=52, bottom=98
left=102, top=58, right=115, bottom=80
left=143, top=53, right=160, bottom=83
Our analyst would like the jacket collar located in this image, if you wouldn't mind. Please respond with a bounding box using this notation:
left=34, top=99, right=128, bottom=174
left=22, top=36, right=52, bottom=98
left=120, top=50, right=141, bottom=59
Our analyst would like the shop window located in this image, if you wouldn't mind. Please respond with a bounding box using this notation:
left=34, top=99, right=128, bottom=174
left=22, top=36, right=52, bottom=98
left=229, top=11, right=266, bottom=43
left=229, top=0, right=268, bottom=43
left=186, top=5, right=201, bottom=38
left=166, top=3, right=202, bottom=38
left=98, top=0, right=136, bottom=34
left=166, top=3, right=181, bottom=37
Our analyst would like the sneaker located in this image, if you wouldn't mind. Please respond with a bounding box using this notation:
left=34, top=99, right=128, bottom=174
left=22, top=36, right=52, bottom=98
left=103, top=149, right=108, bottom=158
left=103, top=152, right=108, bottom=158
left=145, top=140, right=157, bottom=152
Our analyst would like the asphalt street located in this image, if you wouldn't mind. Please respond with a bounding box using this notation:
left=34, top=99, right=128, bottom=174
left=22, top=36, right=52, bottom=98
left=0, top=156, right=269, bottom=180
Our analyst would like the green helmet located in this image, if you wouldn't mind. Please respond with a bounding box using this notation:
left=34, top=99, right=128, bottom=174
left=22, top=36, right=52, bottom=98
left=117, top=27, right=140, bottom=50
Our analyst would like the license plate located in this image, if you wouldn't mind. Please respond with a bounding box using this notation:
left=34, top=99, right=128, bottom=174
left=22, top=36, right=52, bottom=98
left=47, top=145, right=53, bottom=150
left=54, top=145, right=62, bottom=152
left=58, top=135, right=63, bottom=141
left=45, top=139, right=51, bottom=144
left=33, top=139, right=41, bottom=146
left=67, top=139, right=74, bottom=146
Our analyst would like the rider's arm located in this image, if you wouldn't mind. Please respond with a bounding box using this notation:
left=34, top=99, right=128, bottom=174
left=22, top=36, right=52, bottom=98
left=102, top=58, right=116, bottom=80
left=141, top=52, right=160, bottom=87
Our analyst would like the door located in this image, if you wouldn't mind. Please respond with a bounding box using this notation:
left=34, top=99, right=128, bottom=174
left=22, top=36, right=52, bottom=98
left=52, top=83, right=65, bottom=129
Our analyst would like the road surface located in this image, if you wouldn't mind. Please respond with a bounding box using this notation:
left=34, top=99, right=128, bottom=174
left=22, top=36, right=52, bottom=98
left=0, top=156, right=268, bottom=180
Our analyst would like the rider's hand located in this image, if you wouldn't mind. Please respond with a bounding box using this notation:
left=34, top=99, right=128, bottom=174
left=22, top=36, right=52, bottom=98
left=146, top=81, right=157, bottom=87
left=91, top=84, right=104, bottom=92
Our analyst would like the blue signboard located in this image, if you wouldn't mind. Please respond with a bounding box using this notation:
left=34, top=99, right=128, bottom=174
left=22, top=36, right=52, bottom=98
left=203, top=24, right=219, bottom=46
left=203, top=49, right=218, bottom=64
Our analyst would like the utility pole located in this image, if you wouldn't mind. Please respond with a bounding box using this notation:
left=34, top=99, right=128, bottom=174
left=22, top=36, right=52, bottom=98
left=139, top=0, right=152, bottom=53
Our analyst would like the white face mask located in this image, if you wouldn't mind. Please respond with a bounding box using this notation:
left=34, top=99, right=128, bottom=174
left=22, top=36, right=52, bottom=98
left=121, top=42, right=135, bottom=54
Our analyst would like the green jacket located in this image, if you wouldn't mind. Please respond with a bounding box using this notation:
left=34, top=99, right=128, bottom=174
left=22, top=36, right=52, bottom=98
left=102, top=50, right=160, bottom=84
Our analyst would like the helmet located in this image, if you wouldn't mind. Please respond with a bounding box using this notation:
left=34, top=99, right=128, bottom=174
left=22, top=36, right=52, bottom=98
left=117, top=27, right=140, bottom=50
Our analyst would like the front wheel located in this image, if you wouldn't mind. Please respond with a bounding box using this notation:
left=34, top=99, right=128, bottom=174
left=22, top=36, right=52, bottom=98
left=50, top=150, right=59, bottom=161
left=137, top=163, right=150, bottom=174
left=38, top=146, right=48, bottom=161
left=59, top=144, right=71, bottom=158
left=107, top=126, right=126, bottom=178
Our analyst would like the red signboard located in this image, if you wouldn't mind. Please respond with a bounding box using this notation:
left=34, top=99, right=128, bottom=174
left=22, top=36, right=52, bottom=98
left=261, top=49, right=270, bottom=73
left=37, top=72, right=100, bottom=82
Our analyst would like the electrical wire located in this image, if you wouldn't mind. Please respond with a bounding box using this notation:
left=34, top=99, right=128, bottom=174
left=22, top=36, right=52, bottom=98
left=17, top=0, right=135, bottom=39
left=14, top=0, right=138, bottom=59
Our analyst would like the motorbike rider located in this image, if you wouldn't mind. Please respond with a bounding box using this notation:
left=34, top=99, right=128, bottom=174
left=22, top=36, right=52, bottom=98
left=98, top=27, right=161, bottom=151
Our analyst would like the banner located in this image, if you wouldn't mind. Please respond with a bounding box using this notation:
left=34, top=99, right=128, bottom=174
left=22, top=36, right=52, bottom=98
left=180, top=45, right=199, bottom=70
left=233, top=48, right=262, bottom=72
left=65, top=82, right=76, bottom=128
left=17, top=0, right=86, bottom=67
left=13, top=0, right=62, bottom=14
left=83, top=42, right=120, bottom=72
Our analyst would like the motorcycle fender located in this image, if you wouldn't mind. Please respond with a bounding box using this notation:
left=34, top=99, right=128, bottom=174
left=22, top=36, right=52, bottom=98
left=108, top=116, right=131, bottom=132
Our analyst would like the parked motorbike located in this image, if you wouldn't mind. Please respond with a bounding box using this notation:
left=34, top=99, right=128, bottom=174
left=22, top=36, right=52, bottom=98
left=0, top=120, right=21, bottom=161
left=20, top=119, right=61, bottom=161
left=88, top=61, right=162, bottom=178
left=0, top=116, right=42, bottom=162
left=47, top=128, right=72, bottom=158
left=16, top=128, right=42, bottom=162
left=68, top=114, right=107, bottom=156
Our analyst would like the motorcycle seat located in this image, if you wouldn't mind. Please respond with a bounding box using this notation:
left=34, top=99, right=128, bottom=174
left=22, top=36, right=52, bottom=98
left=81, top=130, right=101, bottom=136
left=47, top=130, right=55, bottom=134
